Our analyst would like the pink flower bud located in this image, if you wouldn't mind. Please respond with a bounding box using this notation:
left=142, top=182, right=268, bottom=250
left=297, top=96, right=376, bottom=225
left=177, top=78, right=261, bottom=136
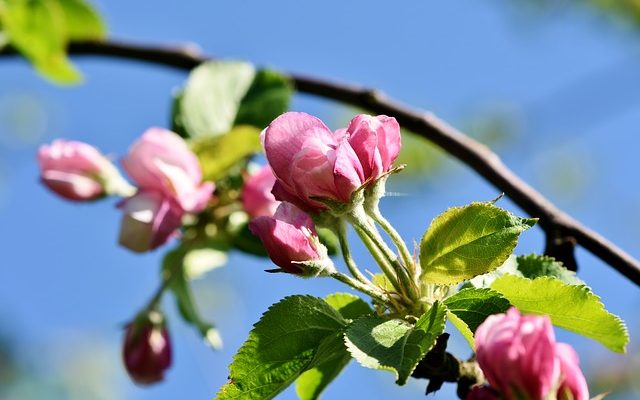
left=242, top=165, right=280, bottom=218
left=466, top=386, right=500, bottom=400
left=475, top=308, right=560, bottom=400
left=37, top=139, right=125, bottom=201
left=118, top=190, right=184, bottom=253
left=263, top=112, right=364, bottom=210
left=123, top=315, right=172, bottom=385
left=345, top=114, right=401, bottom=181
left=249, top=202, right=322, bottom=274
left=555, top=343, right=589, bottom=400
left=122, top=127, right=214, bottom=214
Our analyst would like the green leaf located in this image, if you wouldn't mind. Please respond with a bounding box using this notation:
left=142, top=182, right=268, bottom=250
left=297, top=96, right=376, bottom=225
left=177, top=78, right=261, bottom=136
left=443, top=288, right=510, bottom=332
left=295, top=355, right=349, bottom=400
left=344, top=302, right=448, bottom=385
left=446, top=311, right=475, bottom=350
left=1, top=0, right=81, bottom=83
left=420, top=202, right=536, bottom=285
left=491, top=275, right=629, bottom=353
left=182, top=245, right=228, bottom=280
left=163, top=249, right=222, bottom=349
left=295, top=330, right=350, bottom=400
left=191, top=125, right=262, bottom=182
left=295, top=293, right=371, bottom=400
left=174, top=61, right=256, bottom=139
left=58, top=0, right=106, bottom=40
left=464, top=255, right=521, bottom=289
left=515, top=254, right=583, bottom=285
left=217, top=295, right=348, bottom=400
left=324, top=293, right=372, bottom=321
left=443, top=287, right=510, bottom=349
left=234, top=68, right=293, bottom=129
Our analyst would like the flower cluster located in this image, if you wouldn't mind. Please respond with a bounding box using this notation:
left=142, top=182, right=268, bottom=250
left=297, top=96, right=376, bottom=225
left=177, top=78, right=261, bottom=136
left=37, top=128, right=213, bottom=252
left=39, top=112, right=597, bottom=397
left=244, top=112, right=402, bottom=275
left=263, top=112, right=400, bottom=212
left=119, top=128, right=213, bottom=252
left=472, top=307, right=589, bottom=400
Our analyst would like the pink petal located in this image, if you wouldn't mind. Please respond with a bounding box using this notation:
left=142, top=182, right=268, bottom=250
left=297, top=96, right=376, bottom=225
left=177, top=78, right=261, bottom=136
left=273, top=202, right=316, bottom=232
left=41, top=170, right=104, bottom=201
left=271, top=181, right=320, bottom=213
left=122, top=127, right=212, bottom=212
left=38, top=139, right=109, bottom=173
left=249, top=214, right=319, bottom=273
left=333, top=139, right=364, bottom=201
left=346, top=114, right=401, bottom=180
left=122, top=127, right=202, bottom=194
left=242, top=165, right=280, bottom=218
left=37, top=139, right=119, bottom=201
left=290, top=141, right=340, bottom=201
left=118, top=191, right=184, bottom=252
left=555, top=343, right=589, bottom=400
left=375, top=115, right=402, bottom=171
left=264, top=112, right=335, bottom=193
left=475, top=308, right=560, bottom=400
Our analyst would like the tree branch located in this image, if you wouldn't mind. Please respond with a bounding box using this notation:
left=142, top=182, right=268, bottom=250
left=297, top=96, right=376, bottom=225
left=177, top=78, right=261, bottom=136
left=1, top=39, right=638, bottom=286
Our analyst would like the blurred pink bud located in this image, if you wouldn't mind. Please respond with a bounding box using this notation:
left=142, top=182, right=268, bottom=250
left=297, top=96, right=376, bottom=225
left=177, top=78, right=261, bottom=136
left=249, top=202, right=321, bottom=274
left=118, top=191, right=184, bottom=253
left=345, top=114, right=401, bottom=181
left=475, top=308, right=560, bottom=400
left=263, top=112, right=364, bottom=210
left=122, top=127, right=214, bottom=213
left=123, top=315, right=172, bottom=385
left=555, top=343, right=589, bottom=400
left=242, top=165, right=280, bottom=218
left=37, top=139, right=126, bottom=201
left=466, top=386, right=500, bottom=400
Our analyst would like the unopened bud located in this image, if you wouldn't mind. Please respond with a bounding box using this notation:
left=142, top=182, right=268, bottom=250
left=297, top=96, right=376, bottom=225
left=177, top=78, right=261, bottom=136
left=122, top=311, right=172, bottom=385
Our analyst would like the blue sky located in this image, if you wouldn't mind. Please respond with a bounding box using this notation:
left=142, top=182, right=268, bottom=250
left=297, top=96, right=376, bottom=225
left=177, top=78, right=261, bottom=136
left=1, top=1, right=639, bottom=399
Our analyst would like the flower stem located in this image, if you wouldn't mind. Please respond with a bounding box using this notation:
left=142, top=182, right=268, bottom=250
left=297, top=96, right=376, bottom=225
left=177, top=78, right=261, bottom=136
left=329, top=271, right=390, bottom=306
left=351, top=222, right=402, bottom=293
left=336, top=220, right=372, bottom=285
left=350, top=212, right=420, bottom=302
left=370, top=208, right=415, bottom=274
left=145, top=268, right=173, bottom=312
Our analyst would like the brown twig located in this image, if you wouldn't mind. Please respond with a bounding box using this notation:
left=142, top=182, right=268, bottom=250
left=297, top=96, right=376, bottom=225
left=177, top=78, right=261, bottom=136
left=1, top=39, right=638, bottom=285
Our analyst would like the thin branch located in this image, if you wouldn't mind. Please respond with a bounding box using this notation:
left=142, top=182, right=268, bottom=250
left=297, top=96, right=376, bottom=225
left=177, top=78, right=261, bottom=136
left=1, top=39, right=638, bottom=286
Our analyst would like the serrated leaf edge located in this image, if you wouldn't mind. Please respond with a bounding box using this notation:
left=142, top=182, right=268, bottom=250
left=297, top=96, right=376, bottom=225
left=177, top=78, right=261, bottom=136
left=420, top=201, right=536, bottom=285
left=493, top=275, right=630, bottom=353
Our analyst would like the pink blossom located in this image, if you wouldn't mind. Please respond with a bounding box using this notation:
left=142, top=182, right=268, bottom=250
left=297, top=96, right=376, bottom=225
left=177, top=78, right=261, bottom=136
left=37, top=139, right=127, bottom=201
left=249, top=202, right=321, bottom=274
left=475, top=308, right=561, bottom=400
left=263, top=112, right=364, bottom=210
left=345, top=114, right=401, bottom=181
left=475, top=308, right=590, bottom=400
left=122, top=127, right=213, bottom=213
left=123, top=316, right=172, bottom=385
left=118, top=191, right=184, bottom=253
left=555, top=343, right=589, bottom=400
left=242, top=165, right=279, bottom=218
